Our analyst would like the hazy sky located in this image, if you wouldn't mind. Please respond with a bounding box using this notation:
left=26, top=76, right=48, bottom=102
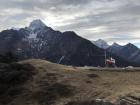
left=1, top=0, right=140, bottom=47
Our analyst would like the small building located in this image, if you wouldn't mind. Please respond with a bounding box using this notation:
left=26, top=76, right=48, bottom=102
left=105, top=57, right=116, bottom=67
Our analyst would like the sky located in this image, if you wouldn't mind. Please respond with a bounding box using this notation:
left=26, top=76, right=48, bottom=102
left=0, top=0, right=140, bottom=47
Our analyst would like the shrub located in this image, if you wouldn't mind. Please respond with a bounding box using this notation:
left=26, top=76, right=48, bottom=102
left=0, top=63, right=35, bottom=104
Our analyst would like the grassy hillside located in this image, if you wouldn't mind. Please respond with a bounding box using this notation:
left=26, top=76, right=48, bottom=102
left=0, top=59, right=140, bottom=105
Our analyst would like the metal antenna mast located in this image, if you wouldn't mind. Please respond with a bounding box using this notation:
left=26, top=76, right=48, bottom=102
left=104, top=50, right=106, bottom=66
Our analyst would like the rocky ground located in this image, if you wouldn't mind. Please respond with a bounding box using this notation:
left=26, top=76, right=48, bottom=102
left=0, top=59, right=139, bottom=105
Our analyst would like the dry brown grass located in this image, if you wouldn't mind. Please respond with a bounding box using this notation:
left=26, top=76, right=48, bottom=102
left=2, top=59, right=140, bottom=105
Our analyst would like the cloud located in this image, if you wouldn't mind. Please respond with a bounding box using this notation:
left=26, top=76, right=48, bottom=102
left=0, top=0, right=140, bottom=47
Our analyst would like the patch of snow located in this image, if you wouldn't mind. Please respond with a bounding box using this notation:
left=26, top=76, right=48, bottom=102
left=28, top=32, right=37, bottom=38
left=57, top=56, right=65, bottom=64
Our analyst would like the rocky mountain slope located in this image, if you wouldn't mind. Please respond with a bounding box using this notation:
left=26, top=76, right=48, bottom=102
left=0, top=59, right=139, bottom=105
left=0, top=19, right=105, bottom=67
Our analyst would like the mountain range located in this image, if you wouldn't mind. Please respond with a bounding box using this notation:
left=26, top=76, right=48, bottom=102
left=93, top=39, right=140, bottom=66
left=0, top=19, right=105, bottom=67
left=0, top=19, right=140, bottom=67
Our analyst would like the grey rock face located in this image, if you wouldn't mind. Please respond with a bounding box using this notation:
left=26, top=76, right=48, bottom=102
left=0, top=20, right=105, bottom=67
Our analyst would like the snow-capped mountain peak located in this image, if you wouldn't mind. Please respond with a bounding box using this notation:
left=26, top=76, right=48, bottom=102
left=92, top=39, right=109, bottom=49
left=26, top=19, right=48, bottom=39
left=29, top=19, right=46, bottom=30
left=112, top=42, right=121, bottom=48
left=11, top=27, right=20, bottom=31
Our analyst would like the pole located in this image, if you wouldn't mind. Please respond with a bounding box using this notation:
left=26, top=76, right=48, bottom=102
left=104, top=50, right=106, bottom=67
